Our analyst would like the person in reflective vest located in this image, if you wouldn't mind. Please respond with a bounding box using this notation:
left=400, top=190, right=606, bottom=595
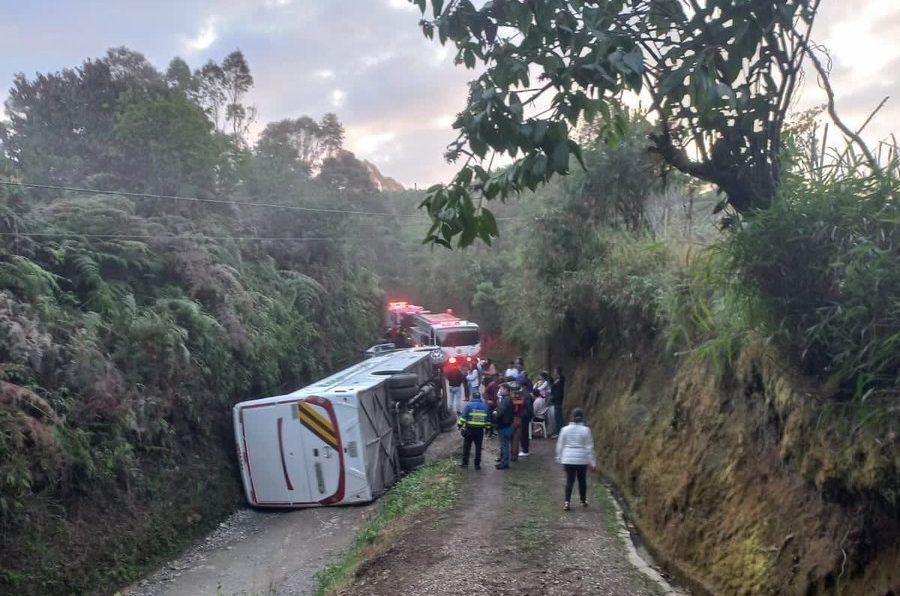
left=458, top=393, right=490, bottom=470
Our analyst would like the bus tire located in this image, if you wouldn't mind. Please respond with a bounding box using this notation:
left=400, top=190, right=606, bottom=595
left=440, top=414, right=458, bottom=432
left=400, top=454, right=426, bottom=471
left=387, top=373, right=418, bottom=390
left=398, top=441, right=427, bottom=458
left=390, top=386, right=418, bottom=402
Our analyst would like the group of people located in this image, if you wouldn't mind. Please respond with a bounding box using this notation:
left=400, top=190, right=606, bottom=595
left=453, top=358, right=597, bottom=510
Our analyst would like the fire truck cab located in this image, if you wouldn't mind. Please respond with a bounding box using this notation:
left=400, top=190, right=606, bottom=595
left=407, top=311, right=481, bottom=369
left=384, top=301, right=428, bottom=347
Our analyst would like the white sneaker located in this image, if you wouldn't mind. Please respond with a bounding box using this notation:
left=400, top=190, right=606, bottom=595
left=518, top=451, right=528, bottom=457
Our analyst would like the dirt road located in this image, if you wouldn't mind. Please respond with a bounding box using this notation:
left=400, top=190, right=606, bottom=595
left=343, top=433, right=681, bottom=596
left=123, top=429, right=682, bottom=596
left=123, top=433, right=458, bottom=596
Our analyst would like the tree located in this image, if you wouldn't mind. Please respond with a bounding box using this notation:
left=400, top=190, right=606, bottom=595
left=1, top=58, right=124, bottom=184
left=193, top=60, right=227, bottom=131
left=165, top=57, right=194, bottom=93
left=409, top=0, right=819, bottom=247
left=105, top=47, right=163, bottom=90
left=255, top=113, right=346, bottom=174
left=221, top=50, right=256, bottom=139
left=114, top=92, right=222, bottom=195
left=317, top=150, right=376, bottom=193
left=318, top=112, right=345, bottom=160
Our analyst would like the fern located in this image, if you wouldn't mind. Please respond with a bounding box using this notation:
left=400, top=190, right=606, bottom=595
left=0, top=255, right=62, bottom=302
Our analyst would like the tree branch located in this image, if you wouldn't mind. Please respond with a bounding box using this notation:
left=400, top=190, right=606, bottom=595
left=804, top=43, right=880, bottom=172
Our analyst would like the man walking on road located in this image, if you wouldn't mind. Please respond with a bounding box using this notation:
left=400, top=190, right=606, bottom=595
left=458, top=393, right=489, bottom=469
left=446, top=365, right=465, bottom=415
left=493, top=383, right=515, bottom=469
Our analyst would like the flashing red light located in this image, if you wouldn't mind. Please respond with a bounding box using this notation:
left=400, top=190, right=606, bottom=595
left=448, top=357, right=457, bottom=364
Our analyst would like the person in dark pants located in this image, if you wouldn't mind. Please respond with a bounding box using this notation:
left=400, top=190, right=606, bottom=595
left=483, top=376, right=500, bottom=437
left=458, top=393, right=490, bottom=469
left=554, top=407, right=596, bottom=511
left=446, top=364, right=465, bottom=415
left=493, top=383, right=515, bottom=469
left=518, top=386, right=535, bottom=457
left=551, top=366, right=566, bottom=437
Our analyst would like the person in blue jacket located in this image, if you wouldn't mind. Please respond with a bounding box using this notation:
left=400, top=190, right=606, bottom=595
left=458, top=392, right=490, bottom=470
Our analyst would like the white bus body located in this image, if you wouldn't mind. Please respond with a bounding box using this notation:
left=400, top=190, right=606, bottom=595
left=233, top=348, right=438, bottom=508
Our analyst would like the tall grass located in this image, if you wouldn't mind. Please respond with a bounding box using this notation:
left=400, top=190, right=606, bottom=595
left=313, top=458, right=460, bottom=595
left=720, top=141, right=900, bottom=399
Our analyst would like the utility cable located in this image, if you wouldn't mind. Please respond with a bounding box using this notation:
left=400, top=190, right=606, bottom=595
left=0, top=231, right=343, bottom=242
left=0, top=180, right=429, bottom=219
left=0, top=179, right=539, bottom=222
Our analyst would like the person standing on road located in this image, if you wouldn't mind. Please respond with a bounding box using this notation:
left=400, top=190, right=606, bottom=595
left=518, top=385, right=535, bottom=458
left=493, top=383, right=515, bottom=469
left=509, top=382, right=525, bottom=461
left=551, top=366, right=566, bottom=437
left=458, top=392, right=490, bottom=470
left=532, top=387, right=550, bottom=438
left=483, top=375, right=500, bottom=438
left=446, top=365, right=465, bottom=416
left=467, top=365, right=481, bottom=400
left=555, top=407, right=596, bottom=511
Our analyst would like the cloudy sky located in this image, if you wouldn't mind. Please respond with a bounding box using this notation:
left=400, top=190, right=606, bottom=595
left=1, top=0, right=898, bottom=187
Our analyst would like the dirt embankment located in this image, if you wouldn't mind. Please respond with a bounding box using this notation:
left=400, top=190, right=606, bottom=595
left=564, top=339, right=899, bottom=595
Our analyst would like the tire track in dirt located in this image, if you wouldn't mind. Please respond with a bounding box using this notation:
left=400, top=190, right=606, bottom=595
left=343, top=434, right=664, bottom=596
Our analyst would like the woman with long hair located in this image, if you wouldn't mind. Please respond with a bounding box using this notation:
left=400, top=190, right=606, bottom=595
left=554, top=407, right=596, bottom=511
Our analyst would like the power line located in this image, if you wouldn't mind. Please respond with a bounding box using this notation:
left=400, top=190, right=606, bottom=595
left=0, top=180, right=429, bottom=219
left=0, top=231, right=345, bottom=242
left=0, top=179, right=536, bottom=222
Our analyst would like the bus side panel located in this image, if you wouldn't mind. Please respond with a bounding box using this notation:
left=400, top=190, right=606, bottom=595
left=238, top=403, right=308, bottom=506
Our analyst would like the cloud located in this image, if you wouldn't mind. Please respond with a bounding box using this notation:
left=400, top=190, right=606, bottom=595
left=350, top=130, right=398, bottom=156
left=385, top=0, right=418, bottom=10
left=184, top=17, right=218, bottom=52
left=2, top=0, right=897, bottom=187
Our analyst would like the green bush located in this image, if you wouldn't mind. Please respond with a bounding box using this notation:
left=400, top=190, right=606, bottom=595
left=721, top=165, right=900, bottom=398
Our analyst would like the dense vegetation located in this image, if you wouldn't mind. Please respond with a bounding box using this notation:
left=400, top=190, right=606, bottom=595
left=397, top=107, right=900, bottom=409
left=1, top=22, right=898, bottom=595
left=0, top=48, right=396, bottom=593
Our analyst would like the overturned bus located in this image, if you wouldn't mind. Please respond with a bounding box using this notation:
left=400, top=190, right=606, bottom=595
left=233, top=347, right=455, bottom=508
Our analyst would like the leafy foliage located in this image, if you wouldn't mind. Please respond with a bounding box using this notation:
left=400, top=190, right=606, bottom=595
left=408, top=0, right=819, bottom=246
left=0, top=48, right=386, bottom=594
left=721, top=154, right=900, bottom=398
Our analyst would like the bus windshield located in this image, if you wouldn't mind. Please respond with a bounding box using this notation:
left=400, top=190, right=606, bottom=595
left=436, top=328, right=480, bottom=347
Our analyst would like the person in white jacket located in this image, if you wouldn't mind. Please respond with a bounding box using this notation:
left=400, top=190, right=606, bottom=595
left=554, top=407, right=596, bottom=511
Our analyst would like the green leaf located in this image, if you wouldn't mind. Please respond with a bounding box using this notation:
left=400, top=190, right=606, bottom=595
left=464, top=48, right=476, bottom=69
left=551, top=141, right=570, bottom=173
left=480, top=207, right=498, bottom=237
left=432, top=0, right=443, bottom=18
left=568, top=139, right=585, bottom=170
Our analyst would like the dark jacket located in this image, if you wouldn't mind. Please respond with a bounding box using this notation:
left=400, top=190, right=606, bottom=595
left=520, top=393, right=534, bottom=421
left=446, top=367, right=464, bottom=387
left=552, top=376, right=566, bottom=405
left=494, top=394, right=515, bottom=428
left=484, top=380, right=500, bottom=408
